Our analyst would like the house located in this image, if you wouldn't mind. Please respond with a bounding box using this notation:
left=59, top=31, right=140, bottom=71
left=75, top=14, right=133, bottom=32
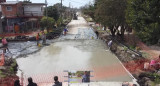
left=0, top=1, right=46, bottom=33
left=0, top=0, right=6, bottom=3
left=1, top=1, right=23, bottom=18
left=0, top=1, right=23, bottom=33
left=22, top=3, right=46, bottom=32
left=23, top=3, right=45, bottom=18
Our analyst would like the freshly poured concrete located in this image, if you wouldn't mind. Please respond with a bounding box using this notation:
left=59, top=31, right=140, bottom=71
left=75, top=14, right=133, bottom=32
left=16, top=17, right=135, bottom=85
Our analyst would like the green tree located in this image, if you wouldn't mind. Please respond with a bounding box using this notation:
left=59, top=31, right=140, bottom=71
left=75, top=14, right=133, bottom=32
left=40, top=16, right=55, bottom=29
left=126, top=0, right=160, bottom=44
left=94, top=0, right=127, bottom=39
left=23, top=0, right=31, bottom=3
left=44, top=6, right=60, bottom=21
left=81, top=4, right=95, bottom=20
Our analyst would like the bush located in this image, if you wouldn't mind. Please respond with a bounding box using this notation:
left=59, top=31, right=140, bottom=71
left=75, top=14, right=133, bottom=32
left=40, top=16, right=55, bottom=29
left=123, top=46, right=128, bottom=51
left=129, top=45, right=136, bottom=50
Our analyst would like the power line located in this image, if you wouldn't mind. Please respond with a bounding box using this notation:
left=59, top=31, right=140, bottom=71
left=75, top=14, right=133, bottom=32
left=69, top=0, right=84, bottom=5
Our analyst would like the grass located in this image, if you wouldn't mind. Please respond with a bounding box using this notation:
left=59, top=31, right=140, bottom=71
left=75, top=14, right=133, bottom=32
left=129, top=45, right=136, bottom=50
left=69, top=77, right=82, bottom=83
left=123, top=46, right=128, bottom=51
left=69, top=81, right=79, bottom=83
left=86, top=18, right=93, bottom=22
left=0, top=70, right=6, bottom=78
left=141, top=52, right=151, bottom=59
left=70, top=77, right=82, bottom=79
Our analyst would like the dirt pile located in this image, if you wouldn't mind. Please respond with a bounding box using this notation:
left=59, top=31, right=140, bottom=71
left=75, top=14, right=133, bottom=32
left=0, top=58, right=19, bottom=86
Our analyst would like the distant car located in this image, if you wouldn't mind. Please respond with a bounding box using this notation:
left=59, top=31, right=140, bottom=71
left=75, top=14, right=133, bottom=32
left=73, top=14, right=78, bottom=20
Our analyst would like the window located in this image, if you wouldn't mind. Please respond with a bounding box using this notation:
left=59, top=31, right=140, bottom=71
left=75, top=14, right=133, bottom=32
left=6, top=6, right=12, bottom=11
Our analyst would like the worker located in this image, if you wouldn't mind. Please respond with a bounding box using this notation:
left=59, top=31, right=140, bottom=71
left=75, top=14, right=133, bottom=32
left=36, top=33, right=40, bottom=46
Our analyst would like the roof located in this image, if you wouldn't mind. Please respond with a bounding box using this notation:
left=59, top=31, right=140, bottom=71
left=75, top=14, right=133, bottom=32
left=23, top=3, right=46, bottom=5
left=0, top=1, right=46, bottom=5
left=0, top=1, right=20, bottom=5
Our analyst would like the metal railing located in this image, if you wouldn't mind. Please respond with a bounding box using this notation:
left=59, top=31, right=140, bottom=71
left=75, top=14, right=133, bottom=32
left=24, top=11, right=43, bottom=16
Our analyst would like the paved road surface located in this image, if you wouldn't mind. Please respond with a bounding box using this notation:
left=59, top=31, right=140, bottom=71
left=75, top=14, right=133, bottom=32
left=16, top=16, right=136, bottom=86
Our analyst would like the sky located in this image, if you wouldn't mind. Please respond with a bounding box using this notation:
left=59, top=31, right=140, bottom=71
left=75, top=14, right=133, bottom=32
left=7, top=0, right=94, bottom=8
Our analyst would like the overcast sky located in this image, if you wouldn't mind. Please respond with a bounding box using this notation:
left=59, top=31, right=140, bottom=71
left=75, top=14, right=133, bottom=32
left=7, top=0, right=94, bottom=8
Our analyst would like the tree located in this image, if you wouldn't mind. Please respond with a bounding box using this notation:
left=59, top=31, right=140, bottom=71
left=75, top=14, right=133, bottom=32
left=81, top=4, right=95, bottom=20
left=23, top=0, right=31, bottom=3
left=126, top=0, right=160, bottom=44
left=94, top=0, right=127, bottom=39
left=40, top=16, right=55, bottom=29
left=44, top=6, right=60, bottom=21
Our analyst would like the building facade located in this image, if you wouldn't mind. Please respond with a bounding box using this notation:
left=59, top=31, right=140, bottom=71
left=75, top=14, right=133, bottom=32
left=0, top=1, right=23, bottom=33
left=1, top=1, right=23, bottom=18
left=0, top=1, right=45, bottom=33
left=23, top=3, right=45, bottom=17
left=22, top=3, right=45, bottom=32
left=0, top=0, right=6, bottom=3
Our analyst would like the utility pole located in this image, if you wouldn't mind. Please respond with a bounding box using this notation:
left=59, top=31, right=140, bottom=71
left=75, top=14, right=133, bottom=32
left=69, top=2, right=71, bottom=8
left=69, top=2, right=71, bottom=18
left=45, top=0, right=48, bottom=31
left=61, top=0, right=62, bottom=18
left=45, top=0, right=48, bottom=17
left=60, top=0, right=63, bottom=24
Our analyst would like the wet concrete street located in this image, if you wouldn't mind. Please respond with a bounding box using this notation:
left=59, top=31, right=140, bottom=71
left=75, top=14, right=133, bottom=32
left=16, top=17, right=135, bottom=85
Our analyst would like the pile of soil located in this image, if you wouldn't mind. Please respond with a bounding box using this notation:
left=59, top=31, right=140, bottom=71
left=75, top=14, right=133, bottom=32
left=0, top=76, right=19, bottom=86
left=0, top=58, right=19, bottom=86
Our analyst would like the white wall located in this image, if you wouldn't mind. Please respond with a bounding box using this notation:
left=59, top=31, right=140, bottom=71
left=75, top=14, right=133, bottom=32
left=23, top=4, right=44, bottom=16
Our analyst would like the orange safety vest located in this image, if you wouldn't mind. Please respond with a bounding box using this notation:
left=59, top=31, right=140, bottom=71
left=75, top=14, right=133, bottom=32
left=0, top=53, right=5, bottom=66
left=36, top=34, right=39, bottom=40
left=14, top=25, right=19, bottom=33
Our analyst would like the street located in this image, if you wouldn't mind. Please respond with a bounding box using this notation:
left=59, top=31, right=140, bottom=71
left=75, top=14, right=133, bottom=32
left=16, top=16, right=135, bottom=85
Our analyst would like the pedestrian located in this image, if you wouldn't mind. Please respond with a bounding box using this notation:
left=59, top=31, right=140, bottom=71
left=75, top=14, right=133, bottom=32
left=150, top=60, right=156, bottom=69
left=41, top=32, right=46, bottom=45
left=108, top=40, right=112, bottom=50
left=1, top=37, right=9, bottom=52
left=36, top=33, right=40, bottom=46
left=122, top=82, right=129, bottom=86
left=64, top=28, right=68, bottom=36
left=95, top=31, right=99, bottom=39
left=53, top=76, right=62, bottom=86
left=144, top=62, right=150, bottom=71
left=154, top=55, right=160, bottom=70
left=27, top=77, right=37, bottom=86
left=82, top=71, right=90, bottom=83
left=156, top=55, right=160, bottom=63
left=14, top=80, right=21, bottom=86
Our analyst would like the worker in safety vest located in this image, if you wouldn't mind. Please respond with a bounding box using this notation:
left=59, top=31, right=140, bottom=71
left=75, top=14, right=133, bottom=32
left=2, top=37, right=10, bottom=53
left=36, top=33, right=40, bottom=46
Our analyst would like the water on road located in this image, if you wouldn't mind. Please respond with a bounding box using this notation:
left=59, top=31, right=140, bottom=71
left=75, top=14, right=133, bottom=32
left=16, top=17, right=134, bottom=85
